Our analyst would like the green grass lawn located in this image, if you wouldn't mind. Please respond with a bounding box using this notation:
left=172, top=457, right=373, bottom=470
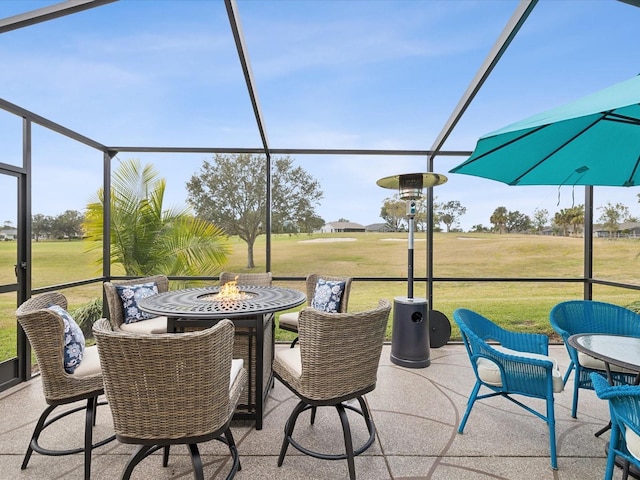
left=2, top=232, right=640, bottom=360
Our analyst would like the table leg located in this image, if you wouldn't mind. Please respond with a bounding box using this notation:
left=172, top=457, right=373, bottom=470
left=595, top=362, right=615, bottom=437
left=168, top=317, right=177, bottom=333
left=255, top=315, right=264, bottom=430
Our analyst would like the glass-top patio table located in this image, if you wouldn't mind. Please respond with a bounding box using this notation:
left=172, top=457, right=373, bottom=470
left=139, top=285, right=306, bottom=430
left=568, top=334, right=640, bottom=385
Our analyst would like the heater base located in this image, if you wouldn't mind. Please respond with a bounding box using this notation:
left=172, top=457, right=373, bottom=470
left=390, top=297, right=430, bottom=368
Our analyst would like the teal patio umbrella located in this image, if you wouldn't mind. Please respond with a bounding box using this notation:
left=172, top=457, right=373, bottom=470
left=449, top=74, right=640, bottom=187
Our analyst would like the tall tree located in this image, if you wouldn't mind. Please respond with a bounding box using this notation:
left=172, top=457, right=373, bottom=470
left=414, top=196, right=440, bottom=232
left=51, top=210, right=84, bottom=239
left=505, top=210, right=531, bottom=233
left=380, top=195, right=406, bottom=232
left=532, top=208, right=549, bottom=234
left=567, top=205, right=585, bottom=235
left=553, top=206, right=584, bottom=236
left=437, top=200, right=467, bottom=232
left=490, top=206, right=508, bottom=233
left=85, top=159, right=230, bottom=276
left=186, top=154, right=323, bottom=268
left=598, top=202, right=629, bottom=237
left=32, top=214, right=53, bottom=241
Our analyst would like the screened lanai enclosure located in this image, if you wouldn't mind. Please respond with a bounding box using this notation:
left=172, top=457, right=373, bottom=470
left=1, top=0, right=640, bottom=391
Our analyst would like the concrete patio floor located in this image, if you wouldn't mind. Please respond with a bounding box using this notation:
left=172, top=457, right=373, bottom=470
left=0, top=343, right=619, bottom=479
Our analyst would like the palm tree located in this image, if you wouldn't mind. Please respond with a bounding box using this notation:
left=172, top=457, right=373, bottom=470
left=84, top=159, right=230, bottom=277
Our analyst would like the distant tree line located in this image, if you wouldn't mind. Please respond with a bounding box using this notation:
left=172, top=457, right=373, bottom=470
left=31, top=210, right=85, bottom=241
left=485, top=201, right=638, bottom=236
left=380, top=195, right=640, bottom=236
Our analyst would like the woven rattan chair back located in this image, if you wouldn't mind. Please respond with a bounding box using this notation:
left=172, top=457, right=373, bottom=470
left=103, top=275, right=169, bottom=330
left=220, top=271, right=272, bottom=286
left=279, top=273, right=353, bottom=345
left=304, top=273, right=352, bottom=313
left=93, top=317, right=247, bottom=479
left=295, top=297, right=389, bottom=399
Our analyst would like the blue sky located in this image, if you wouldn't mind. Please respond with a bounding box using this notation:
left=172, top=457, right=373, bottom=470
left=1, top=0, right=640, bottom=231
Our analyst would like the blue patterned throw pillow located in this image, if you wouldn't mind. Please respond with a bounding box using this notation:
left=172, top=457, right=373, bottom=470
left=116, top=282, right=159, bottom=324
left=311, top=278, right=345, bottom=313
left=48, top=304, right=85, bottom=374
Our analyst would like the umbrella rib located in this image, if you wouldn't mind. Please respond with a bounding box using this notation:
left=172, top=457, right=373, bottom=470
left=624, top=154, right=640, bottom=187
left=510, top=115, right=604, bottom=185
left=603, top=110, right=640, bottom=126
left=451, top=125, right=548, bottom=171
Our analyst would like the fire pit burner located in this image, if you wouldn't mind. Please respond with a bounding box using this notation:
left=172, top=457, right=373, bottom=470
left=201, top=292, right=255, bottom=301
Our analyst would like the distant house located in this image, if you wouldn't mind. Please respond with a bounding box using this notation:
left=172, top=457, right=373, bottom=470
left=594, top=221, right=640, bottom=238
left=0, top=228, right=17, bottom=241
left=318, top=221, right=366, bottom=233
left=366, top=223, right=394, bottom=232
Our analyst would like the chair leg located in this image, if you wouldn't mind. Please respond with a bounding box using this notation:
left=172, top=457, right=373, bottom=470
left=546, top=397, right=558, bottom=470
left=122, top=445, right=157, bottom=480
left=90, top=396, right=99, bottom=426
left=22, top=404, right=56, bottom=470
left=162, top=445, right=170, bottom=467
left=458, top=381, right=481, bottom=433
left=84, top=397, right=95, bottom=480
left=571, top=374, right=580, bottom=419
left=22, top=397, right=113, bottom=479
left=224, top=427, right=242, bottom=474
left=562, top=361, right=574, bottom=386
left=278, top=400, right=306, bottom=467
left=188, top=443, right=205, bottom=480
left=605, top=425, right=620, bottom=480
left=310, top=406, right=317, bottom=425
left=336, top=403, right=356, bottom=480
left=290, top=336, right=299, bottom=348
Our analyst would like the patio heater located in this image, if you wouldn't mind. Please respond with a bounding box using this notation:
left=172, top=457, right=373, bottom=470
left=377, top=172, right=447, bottom=368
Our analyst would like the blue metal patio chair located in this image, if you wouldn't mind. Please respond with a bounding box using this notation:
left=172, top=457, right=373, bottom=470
left=454, top=308, right=564, bottom=470
left=592, top=372, right=640, bottom=480
left=550, top=300, right=640, bottom=419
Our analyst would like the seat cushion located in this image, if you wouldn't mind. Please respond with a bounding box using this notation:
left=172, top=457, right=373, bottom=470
left=48, top=305, right=85, bottom=374
left=626, top=426, right=640, bottom=460
left=230, top=358, right=244, bottom=389
left=71, top=345, right=101, bottom=377
left=578, top=351, right=637, bottom=374
left=275, top=347, right=302, bottom=377
left=119, top=315, right=168, bottom=334
left=476, top=345, right=564, bottom=393
left=115, top=282, right=160, bottom=324
left=311, top=278, right=345, bottom=313
left=279, top=312, right=299, bottom=329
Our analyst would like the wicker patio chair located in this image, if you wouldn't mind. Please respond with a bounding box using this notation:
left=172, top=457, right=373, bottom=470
left=550, top=300, right=640, bottom=419
left=273, top=298, right=391, bottom=480
left=278, top=273, right=353, bottom=347
left=92, top=317, right=247, bottom=480
left=103, top=274, right=169, bottom=333
left=220, top=271, right=272, bottom=287
left=16, top=292, right=115, bottom=480
left=454, top=308, right=564, bottom=470
left=592, top=372, right=640, bottom=480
